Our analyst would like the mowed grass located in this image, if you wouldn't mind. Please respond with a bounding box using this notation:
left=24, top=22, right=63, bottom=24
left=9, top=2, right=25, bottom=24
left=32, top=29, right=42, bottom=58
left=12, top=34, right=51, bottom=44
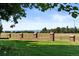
left=0, top=40, right=79, bottom=56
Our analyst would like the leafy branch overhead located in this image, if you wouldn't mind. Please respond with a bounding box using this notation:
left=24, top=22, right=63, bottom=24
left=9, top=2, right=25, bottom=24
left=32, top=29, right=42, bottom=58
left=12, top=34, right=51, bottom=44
left=0, top=3, right=79, bottom=24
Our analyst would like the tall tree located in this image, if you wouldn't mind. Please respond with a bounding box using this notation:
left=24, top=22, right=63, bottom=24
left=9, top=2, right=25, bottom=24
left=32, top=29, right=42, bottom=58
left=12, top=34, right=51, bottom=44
left=0, top=22, right=3, bottom=37
left=40, top=27, right=48, bottom=33
left=61, top=27, right=66, bottom=33
left=55, top=27, right=61, bottom=33
left=66, top=26, right=69, bottom=33
left=74, top=26, right=77, bottom=33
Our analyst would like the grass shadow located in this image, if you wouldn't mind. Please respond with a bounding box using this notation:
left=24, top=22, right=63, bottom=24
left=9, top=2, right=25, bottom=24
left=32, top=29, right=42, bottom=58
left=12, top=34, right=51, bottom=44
left=0, top=40, right=79, bottom=56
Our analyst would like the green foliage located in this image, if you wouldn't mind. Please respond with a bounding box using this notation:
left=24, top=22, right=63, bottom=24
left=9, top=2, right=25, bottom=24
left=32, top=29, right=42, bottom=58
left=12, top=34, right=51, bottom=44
left=0, top=25, right=3, bottom=33
left=73, top=6, right=78, bottom=10
left=40, top=27, right=48, bottom=33
left=0, top=3, right=79, bottom=24
left=71, top=11, right=78, bottom=18
left=0, top=4, right=26, bottom=24
left=40, top=26, right=79, bottom=33
left=55, top=27, right=61, bottom=33
left=3, top=30, right=34, bottom=33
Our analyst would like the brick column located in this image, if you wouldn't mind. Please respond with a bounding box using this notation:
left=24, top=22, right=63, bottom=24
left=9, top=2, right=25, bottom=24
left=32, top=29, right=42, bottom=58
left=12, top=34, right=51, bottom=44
left=33, top=32, right=38, bottom=38
left=50, top=32, right=55, bottom=41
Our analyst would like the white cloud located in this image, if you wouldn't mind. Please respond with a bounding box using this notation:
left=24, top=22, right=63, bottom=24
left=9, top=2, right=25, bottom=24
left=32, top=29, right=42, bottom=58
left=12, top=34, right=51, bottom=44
left=53, top=14, right=65, bottom=22
left=51, top=13, right=73, bottom=22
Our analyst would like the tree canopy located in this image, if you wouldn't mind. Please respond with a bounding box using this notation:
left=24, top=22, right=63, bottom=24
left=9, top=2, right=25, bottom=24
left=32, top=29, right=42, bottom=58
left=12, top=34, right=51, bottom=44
left=40, top=26, right=79, bottom=33
left=0, top=3, right=79, bottom=27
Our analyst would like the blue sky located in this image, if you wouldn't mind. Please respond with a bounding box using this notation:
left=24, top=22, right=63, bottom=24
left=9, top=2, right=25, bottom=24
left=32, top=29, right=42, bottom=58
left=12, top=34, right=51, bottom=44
left=2, top=6, right=79, bottom=31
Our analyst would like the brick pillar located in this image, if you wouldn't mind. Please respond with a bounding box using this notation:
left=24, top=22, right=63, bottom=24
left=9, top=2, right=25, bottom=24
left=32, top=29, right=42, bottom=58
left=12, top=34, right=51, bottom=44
left=50, top=32, right=55, bottom=41
left=33, top=32, right=38, bottom=38
left=69, top=35, right=75, bottom=42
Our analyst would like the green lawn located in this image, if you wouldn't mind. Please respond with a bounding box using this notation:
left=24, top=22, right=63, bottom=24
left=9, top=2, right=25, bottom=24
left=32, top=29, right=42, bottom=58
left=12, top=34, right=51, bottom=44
left=0, top=40, right=79, bottom=56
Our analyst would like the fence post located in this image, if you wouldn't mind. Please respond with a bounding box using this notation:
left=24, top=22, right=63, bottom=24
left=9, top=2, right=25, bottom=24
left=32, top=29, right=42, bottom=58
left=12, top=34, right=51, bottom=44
left=69, top=35, right=75, bottom=42
left=33, top=32, right=38, bottom=38
left=50, top=32, right=55, bottom=41
left=9, top=33, right=11, bottom=38
left=19, top=33, right=23, bottom=39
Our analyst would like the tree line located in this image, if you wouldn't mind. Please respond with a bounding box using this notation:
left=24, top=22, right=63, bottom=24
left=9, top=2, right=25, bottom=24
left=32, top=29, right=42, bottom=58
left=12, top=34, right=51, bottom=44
left=3, top=30, right=34, bottom=33
left=3, top=26, right=79, bottom=33
left=40, top=26, right=79, bottom=33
